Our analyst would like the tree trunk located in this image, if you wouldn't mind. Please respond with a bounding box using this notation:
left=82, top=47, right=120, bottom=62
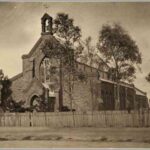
left=68, top=73, right=75, bottom=127
left=115, top=81, right=120, bottom=110
left=90, top=80, right=94, bottom=122
left=68, top=73, right=73, bottom=111
left=0, top=84, right=2, bottom=105
left=90, top=80, right=94, bottom=110
left=59, top=58, right=63, bottom=111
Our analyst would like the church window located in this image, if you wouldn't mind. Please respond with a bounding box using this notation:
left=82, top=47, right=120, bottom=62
left=45, top=19, right=49, bottom=32
left=40, top=57, right=59, bottom=84
left=32, top=59, right=35, bottom=78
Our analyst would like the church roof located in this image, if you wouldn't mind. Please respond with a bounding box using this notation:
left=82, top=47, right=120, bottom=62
left=135, top=87, right=147, bottom=96
left=10, top=72, right=23, bottom=81
left=41, top=13, right=52, bottom=20
left=22, top=34, right=61, bottom=59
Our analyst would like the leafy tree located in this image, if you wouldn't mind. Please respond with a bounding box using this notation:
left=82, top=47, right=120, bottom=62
left=0, top=69, right=12, bottom=111
left=0, top=69, right=4, bottom=111
left=41, top=13, right=85, bottom=112
left=97, top=24, right=142, bottom=109
left=0, top=69, right=37, bottom=112
left=80, top=37, right=110, bottom=72
left=1, top=76, right=12, bottom=104
left=53, top=13, right=82, bottom=67
left=146, top=73, right=150, bottom=83
left=80, top=37, right=95, bottom=66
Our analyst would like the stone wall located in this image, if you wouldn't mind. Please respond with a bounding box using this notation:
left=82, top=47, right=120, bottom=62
left=63, top=80, right=92, bottom=112
left=11, top=73, right=24, bottom=103
left=62, top=63, right=100, bottom=112
left=11, top=37, right=44, bottom=105
left=23, top=79, right=44, bottom=106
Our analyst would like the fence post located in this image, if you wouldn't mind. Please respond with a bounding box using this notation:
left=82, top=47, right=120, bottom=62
left=104, top=110, right=107, bottom=127
left=72, top=111, right=75, bottom=127
left=147, top=109, right=149, bottom=127
left=44, top=112, right=47, bottom=126
left=29, top=112, right=32, bottom=127
left=142, top=109, right=145, bottom=127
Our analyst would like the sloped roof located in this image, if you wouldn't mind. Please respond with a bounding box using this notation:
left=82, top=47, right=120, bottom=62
left=135, top=87, right=147, bottom=96
left=41, top=13, right=52, bottom=20
left=101, top=78, right=134, bottom=89
left=22, top=37, right=42, bottom=59
left=76, top=60, right=108, bottom=74
left=10, top=72, right=23, bottom=82
left=22, top=34, right=61, bottom=59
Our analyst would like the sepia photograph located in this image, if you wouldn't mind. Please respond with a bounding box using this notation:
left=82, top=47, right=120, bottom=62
left=0, top=1, right=150, bottom=148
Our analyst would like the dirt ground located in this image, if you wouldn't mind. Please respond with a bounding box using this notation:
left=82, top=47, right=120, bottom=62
left=0, top=127, right=150, bottom=148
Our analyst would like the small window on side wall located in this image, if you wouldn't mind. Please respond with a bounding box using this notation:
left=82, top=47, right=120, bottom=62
left=32, top=59, right=35, bottom=78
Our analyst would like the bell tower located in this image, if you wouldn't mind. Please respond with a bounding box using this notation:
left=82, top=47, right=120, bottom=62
left=41, top=13, right=53, bottom=35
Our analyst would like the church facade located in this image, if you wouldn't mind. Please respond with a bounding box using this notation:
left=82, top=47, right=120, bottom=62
left=10, top=13, right=149, bottom=112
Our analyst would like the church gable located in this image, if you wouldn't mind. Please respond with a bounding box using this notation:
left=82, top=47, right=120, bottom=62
left=21, top=34, right=61, bottom=83
left=22, top=37, right=43, bottom=59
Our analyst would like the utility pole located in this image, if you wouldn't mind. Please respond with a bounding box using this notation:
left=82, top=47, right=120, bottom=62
left=43, top=3, right=49, bottom=13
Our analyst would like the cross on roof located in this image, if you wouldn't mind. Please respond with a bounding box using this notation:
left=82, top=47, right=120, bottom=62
left=43, top=3, right=49, bottom=13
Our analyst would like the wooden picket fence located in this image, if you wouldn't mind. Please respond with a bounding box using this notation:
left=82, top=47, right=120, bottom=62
left=0, top=110, right=149, bottom=127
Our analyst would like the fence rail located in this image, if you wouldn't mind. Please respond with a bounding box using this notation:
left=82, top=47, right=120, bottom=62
left=0, top=110, right=149, bottom=127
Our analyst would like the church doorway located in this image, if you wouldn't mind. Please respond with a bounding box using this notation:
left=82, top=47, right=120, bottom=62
left=30, top=95, right=41, bottom=112
left=47, top=84, right=56, bottom=112
left=47, top=97, right=55, bottom=112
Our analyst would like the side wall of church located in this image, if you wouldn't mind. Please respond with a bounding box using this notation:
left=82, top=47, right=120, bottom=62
left=63, top=80, right=92, bottom=112
left=101, top=81, right=115, bottom=110
left=22, top=42, right=45, bottom=81
left=22, top=58, right=33, bottom=87
left=11, top=74, right=24, bottom=103
left=62, top=63, right=101, bottom=112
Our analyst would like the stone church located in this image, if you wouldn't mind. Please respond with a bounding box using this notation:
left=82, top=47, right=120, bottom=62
left=10, top=13, right=148, bottom=112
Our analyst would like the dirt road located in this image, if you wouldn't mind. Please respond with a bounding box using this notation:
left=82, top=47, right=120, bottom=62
left=0, top=127, right=150, bottom=148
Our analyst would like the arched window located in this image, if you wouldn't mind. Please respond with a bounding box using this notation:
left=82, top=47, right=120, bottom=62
left=32, top=59, right=35, bottom=78
left=45, top=19, right=49, bottom=32
left=41, top=13, right=53, bottom=34
left=39, top=57, right=59, bottom=84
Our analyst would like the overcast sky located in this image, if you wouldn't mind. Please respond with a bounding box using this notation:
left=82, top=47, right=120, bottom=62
left=0, top=2, right=150, bottom=97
